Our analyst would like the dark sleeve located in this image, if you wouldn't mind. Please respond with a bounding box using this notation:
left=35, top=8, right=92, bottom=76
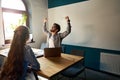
left=43, top=22, right=50, bottom=35
left=24, top=46, right=40, bottom=70
left=59, top=22, right=71, bottom=39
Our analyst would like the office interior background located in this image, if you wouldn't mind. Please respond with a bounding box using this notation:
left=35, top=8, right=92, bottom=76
left=0, top=0, right=120, bottom=78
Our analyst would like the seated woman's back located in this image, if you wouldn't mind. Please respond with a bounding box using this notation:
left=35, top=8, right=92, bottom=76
left=0, top=26, right=40, bottom=80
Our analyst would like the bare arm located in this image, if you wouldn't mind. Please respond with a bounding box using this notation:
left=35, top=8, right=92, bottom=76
left=60, top=16, right=71, bottom=39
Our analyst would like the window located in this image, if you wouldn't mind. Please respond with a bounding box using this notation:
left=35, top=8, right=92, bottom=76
left=1, top=0, right=29, bottom=44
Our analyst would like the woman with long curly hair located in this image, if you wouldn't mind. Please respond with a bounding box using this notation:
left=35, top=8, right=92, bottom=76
left=0, top=26, right=40, bottom=80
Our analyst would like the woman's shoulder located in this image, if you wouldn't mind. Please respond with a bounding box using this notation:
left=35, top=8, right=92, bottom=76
left=24, top=45, right=33, bottom=58
left=25, top=45, right=31, bottom=49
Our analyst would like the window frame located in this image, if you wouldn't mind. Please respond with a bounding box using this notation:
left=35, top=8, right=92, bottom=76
left=1, top=0, right=30, bottom=44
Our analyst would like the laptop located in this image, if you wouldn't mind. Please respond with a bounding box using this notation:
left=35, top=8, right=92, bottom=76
left=44, top=47, right=62, bottom=57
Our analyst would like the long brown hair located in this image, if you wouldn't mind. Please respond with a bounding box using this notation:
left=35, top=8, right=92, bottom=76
left=0, top=26, right=29, bottom=80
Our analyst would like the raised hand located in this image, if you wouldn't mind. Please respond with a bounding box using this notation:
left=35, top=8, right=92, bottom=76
left=65, top=16, right=70, bottom=22
left=44, top=18, right=47, bottom=23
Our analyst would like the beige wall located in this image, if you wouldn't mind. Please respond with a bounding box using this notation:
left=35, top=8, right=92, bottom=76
left=48, top=0, right=120, bottom=50
left=0, top=0, right=48, bottom=48
left=28, top=0, right=48, bottom=48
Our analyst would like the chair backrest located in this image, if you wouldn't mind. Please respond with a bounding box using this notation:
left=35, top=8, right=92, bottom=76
left=0, top=54, right=7, bottom=68
left=40, top=43, right=46, bottom=50
left=70, top=49, right=85, bottom=67
left=70, top=49, right=85, bottom=57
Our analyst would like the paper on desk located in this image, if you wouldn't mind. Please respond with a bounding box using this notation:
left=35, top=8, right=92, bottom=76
left=0, top=48, right=44, bottom=58
left=32, top=48, right=44, bottom=57
left=0, top=48, right=10, bottom=57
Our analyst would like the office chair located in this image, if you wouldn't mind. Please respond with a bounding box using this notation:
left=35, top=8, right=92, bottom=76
left=0, top=54, right=7, bottom=70
left=60, top=50, right=86, bottom=80
left=40, top=42, right=46, bottom=50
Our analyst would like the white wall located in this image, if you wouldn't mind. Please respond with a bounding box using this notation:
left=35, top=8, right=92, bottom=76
left=48, top=0, right=120, bottom=50
left=0, top=0, right=48, bottom=48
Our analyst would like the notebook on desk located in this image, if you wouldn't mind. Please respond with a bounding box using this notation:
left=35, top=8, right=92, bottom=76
left=32, top=48, right=44, bottom=58
left=0, top=48, right=44, bottom=58
left=44, top=47, right=62, bottom=57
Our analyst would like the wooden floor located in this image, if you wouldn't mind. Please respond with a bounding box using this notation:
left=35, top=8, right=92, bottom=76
left=50, top=68, right=120, bottom=80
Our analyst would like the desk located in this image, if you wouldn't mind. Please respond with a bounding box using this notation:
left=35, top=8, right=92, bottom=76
left=37, top=53, right=83, bottom=79
left=0, top=48, right=83, bottom=79
left=0, top=48, right=44, bottom=57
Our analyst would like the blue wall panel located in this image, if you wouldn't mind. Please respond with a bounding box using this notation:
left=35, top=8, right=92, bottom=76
left=48, top=0, right=87, bottom=8
left=62, top=44, right=120, bottom=70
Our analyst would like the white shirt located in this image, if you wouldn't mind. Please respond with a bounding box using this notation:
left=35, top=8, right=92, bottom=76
left=48, top=36, right=55, bottom=48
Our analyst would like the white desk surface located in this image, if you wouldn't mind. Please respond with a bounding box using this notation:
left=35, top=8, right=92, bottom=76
left=0, top=48, right=44, bottom=57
